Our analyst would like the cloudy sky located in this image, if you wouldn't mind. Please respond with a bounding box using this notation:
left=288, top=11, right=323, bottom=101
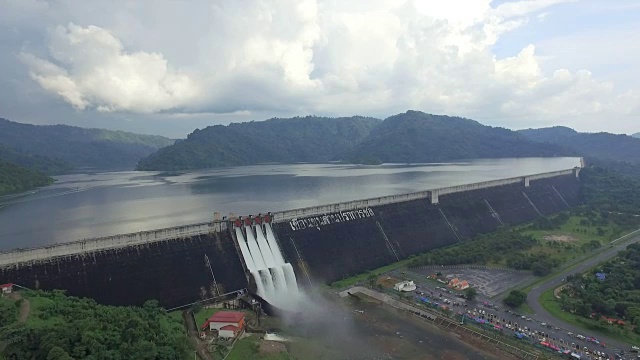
left=1, top=0, right=638, bottom=137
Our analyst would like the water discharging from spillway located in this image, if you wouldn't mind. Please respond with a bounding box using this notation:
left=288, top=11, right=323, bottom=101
left=235, top=223, right=301, bottom=309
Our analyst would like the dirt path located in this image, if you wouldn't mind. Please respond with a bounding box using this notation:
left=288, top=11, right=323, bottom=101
left=182, top=310, right=213, bottom=360
left=8, top=292, right=30, bottom=323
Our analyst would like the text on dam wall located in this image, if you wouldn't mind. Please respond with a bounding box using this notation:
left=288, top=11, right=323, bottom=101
left=289, top=208, right=375, bottom=231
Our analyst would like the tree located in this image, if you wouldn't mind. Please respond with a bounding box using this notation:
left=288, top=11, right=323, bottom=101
left=464, top=287, right=477, bottom=301
left=366, top=272, right=377, bottom=288
left=504, top=290, right=527, bottom=307
left=47, top=347, right=73, bottom=360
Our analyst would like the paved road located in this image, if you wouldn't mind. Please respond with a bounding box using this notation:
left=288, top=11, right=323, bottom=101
left=527, top=229, right=640, bottom=354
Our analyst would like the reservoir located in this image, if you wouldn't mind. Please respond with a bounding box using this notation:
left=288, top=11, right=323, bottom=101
left=0, top=157, right=579, bottom=250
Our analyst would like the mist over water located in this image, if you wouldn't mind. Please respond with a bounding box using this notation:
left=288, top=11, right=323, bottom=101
left=0, top=158, right=579, bottom=250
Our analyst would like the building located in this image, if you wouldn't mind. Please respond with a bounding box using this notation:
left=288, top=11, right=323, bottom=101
left=448, top=278, right=470, bottom=290
left=595, top=272, right=606, bottom=281
left=219, top=325, right=241, bottom=339
left=1, top=283, right=13, bottom=294
left=393, top=280, right=416, bottom=292
left=201, top=311, right=245, bottom=336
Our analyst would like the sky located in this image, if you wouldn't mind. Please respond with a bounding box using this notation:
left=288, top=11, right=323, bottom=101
left=0, top=0, right=638, bottom=138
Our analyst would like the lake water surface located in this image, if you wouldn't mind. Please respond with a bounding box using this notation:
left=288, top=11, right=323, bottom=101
left=0, top=157, right=580, bottom=250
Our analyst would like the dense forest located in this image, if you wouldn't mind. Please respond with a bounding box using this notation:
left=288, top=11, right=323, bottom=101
left=137, top=111, right=571, bottom=170
left=0, top=118, right=174, bottom=170
left=0, top=290, right=190, bottom=359
left=136, top=115, right=380, bottom=170
left=561, top=243, right=640, bottom=333
left=581, top=164, right=640, bottom=215
left=519, top=126, right=640, bottom=164
left=0, top=159, right=53, bottom=196
left=0, top=145, right=73, bottom=175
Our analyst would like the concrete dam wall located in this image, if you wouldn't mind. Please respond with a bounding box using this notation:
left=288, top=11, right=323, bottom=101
left=0, top=231, right=247, bottom=309
left=273, top=172, right=581, bottom=284
left=0, top=168, right=582, bottom=308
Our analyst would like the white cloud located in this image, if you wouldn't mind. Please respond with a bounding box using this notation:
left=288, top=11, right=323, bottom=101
left=12, top=0, right=639, bottom=132
left=21, top=23, right=199, bottom=113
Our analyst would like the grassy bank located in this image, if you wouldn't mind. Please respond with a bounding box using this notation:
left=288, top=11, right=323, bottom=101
left=330, top=259, right=410, bottom=289
left=226, top=336, right=291, bottom=360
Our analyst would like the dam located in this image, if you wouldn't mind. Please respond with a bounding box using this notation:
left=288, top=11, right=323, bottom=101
left=0, top=166, right=582, bottom=308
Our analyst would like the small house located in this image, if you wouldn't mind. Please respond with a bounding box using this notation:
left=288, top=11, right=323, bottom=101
left=456, top=280, right=470, bottom=290
left=449, top=278, right=470, bottom=290
left=1, top=283, right=13, bottom=294
left=201, top=311, right=245, bottom=337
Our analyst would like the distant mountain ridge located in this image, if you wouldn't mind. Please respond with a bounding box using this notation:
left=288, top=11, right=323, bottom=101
left=633, top=132, right=640, bottom=139
left=518, top=126, right=640, bottom=164
left=0, top=118, right=175, bottom=170
left=136, top=116, right=381, bottom=170
left=343, top=111, right=569, bottom=164
left=137, top=111, right=572, bottom=171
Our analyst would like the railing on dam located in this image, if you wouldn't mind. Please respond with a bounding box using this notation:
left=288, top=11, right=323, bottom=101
left=270, top=167, right=578, bottom=221
left=0, top=165, right=581, bottom=267
left=0, top=222, right=225, bottom=267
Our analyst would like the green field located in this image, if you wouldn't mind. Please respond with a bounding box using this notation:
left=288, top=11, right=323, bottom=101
left=521, top=215, right=621, bottom=244
left=516, top=215, right=625, bottom=265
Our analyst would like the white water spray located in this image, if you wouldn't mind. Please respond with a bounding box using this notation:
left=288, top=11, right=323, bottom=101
left=235, top=222, right=301, bottom=309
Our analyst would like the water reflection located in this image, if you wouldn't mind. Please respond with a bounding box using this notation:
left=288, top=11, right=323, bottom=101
left=0, top=157, right=579, bottom=250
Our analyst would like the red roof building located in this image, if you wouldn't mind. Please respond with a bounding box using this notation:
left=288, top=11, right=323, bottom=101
left=201, top=311, right=246, bottom=332
left=219, top=324, right=241, bottom=339
left=1, top=283, right=13, bottom=294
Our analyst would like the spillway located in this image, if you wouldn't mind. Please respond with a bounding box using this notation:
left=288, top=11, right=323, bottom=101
left=234, top=222, right=300, bottom=309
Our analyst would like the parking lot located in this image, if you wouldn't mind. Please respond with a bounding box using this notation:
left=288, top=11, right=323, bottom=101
left=411, top=265, right=535, bottom=297
left=385, top=267, right=630, bottom=359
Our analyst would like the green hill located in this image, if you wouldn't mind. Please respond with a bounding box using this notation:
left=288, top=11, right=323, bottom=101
left=136, top=115, right=381, bottom=170
left=0, top=144, right=73, bottom=175
left=0, top=118, right=175, bottom=170
left=342, top=111, right=570, bottom=163
left=519, top=126, right=640, bottom=164
left=0, top=158, right=54, bottom=195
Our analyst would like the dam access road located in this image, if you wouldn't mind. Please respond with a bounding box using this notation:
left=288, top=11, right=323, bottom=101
left=528, top=228, right=640, bottom=354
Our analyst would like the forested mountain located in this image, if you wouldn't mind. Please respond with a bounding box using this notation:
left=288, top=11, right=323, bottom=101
left=519, top=126, right=640, bottom=164
left=136, top=116, right=380, bottom=170
left=342, top=111, right=570, bottom=164
left=0, top=118, right=175, bottom=170
left=137, top=111, right=572, bottom=170
left=0, top=158, right=53, bottom=195
left=0, top=145, right=73, bottom=175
